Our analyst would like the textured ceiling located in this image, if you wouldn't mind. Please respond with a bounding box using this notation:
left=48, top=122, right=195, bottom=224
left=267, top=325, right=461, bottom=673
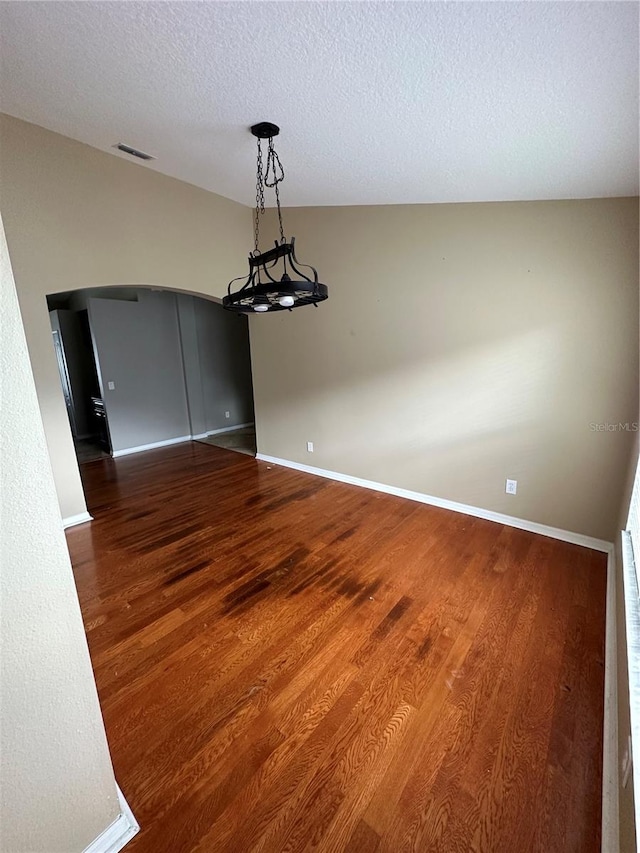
left=0, top=1, right=638, bottom=207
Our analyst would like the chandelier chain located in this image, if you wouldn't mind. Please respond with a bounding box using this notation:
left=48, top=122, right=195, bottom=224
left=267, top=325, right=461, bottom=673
left=254, top=138, right=265, bottom=253
left=265, top=137, right=286, bottom=243
left=273, top=180, right=285, bottom=243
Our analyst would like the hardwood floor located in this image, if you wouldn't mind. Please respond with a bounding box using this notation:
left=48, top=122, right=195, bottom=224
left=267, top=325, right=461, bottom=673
left=67, top=442, right=607, bottom=852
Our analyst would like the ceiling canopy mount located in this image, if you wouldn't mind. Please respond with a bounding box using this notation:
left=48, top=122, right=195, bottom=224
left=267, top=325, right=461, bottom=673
left=250, top=121, right=280, bottom=139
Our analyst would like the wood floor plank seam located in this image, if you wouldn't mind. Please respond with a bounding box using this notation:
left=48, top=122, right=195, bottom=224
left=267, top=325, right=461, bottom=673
left=65, top=441, right=607, bottom=853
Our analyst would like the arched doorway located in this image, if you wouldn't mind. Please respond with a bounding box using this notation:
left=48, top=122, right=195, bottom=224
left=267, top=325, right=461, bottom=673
left=46, top=284, right=256, bottom=474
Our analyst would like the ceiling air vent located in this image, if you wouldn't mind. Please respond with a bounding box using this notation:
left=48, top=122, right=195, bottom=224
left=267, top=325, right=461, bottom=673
left=113, top=142, right=155, bottom=161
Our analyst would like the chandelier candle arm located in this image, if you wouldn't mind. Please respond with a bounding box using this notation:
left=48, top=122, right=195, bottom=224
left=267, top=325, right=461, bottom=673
left=222, top=123, right=328, bottom=314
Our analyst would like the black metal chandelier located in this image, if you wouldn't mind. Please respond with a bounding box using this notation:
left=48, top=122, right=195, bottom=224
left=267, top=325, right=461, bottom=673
left=222, top=122, right=328, bottom=314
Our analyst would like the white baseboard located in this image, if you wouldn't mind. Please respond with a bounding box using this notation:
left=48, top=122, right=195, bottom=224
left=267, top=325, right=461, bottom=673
left=112, top=426, right=255, bottom=457
left=602, top=547, right=620, bottom=853
left=255, top=454, right=613, bottom=553
left=112, top=435, right=192, bottom=458
left=206, top=422, right=254, bottom=437
left=63, top=511, right=93, bottom=529
left=83, top=785, right=139, bottom=853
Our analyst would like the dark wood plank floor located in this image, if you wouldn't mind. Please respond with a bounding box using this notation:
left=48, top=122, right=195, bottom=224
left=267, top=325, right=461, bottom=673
left=66, top=442, right=607, bottom=853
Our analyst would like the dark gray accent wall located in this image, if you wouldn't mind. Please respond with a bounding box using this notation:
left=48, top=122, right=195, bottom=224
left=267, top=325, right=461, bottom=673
left=86, top=290, right=254, bottom=454
left=88, top=291, right=190, bottom=452
left=192, top=297, right=254, bottom=432
left=175, top=295, right=207, bottom=438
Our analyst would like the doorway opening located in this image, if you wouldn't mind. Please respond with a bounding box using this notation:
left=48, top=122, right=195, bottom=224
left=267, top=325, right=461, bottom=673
left=47, top=286, right=256, bottom=470
left=48, top=297, right=110, bottom=463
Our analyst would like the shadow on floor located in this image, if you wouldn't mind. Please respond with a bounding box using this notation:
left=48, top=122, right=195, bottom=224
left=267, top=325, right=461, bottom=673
left=75, top=438, right=110, bottom=464
left=195, top=426, right=256, bottom=457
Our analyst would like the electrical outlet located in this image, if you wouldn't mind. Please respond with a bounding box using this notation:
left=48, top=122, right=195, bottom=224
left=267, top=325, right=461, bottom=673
left=225, top=411, right=230, bottom=419
left=505, top=479, right=517, bottom=495
left=107, top=381, right=115, bottom=391
left=622, top=735, right=633, bottom=788
left=307, top=441, right=314, bottom=453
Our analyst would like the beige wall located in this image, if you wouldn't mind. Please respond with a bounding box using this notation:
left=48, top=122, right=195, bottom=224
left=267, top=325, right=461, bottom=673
left=251, top=199, right=639, bottom=541
left=0, top=114, right=250, bottom=519
left=1, top=214, right=121, bottom=851
left=3, top=114, right=635, bottom=541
